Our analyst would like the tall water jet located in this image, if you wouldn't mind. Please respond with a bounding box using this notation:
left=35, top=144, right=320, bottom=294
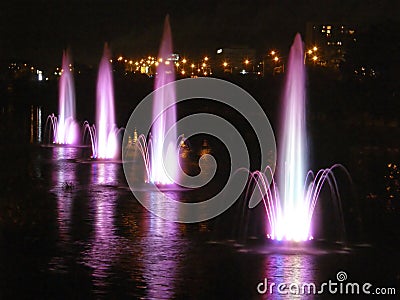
left=55, top=50, right=79, bottom=144
left=248, top=34, right=345, bottom=242
left=150, top=15, right=179, bottom=184
left=94, top=44, right=118, bottom=159
left=277, top=33, right=308, bottom=241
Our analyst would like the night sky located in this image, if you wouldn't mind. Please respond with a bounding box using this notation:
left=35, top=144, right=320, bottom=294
left=1, top=0, right=399, bottom=67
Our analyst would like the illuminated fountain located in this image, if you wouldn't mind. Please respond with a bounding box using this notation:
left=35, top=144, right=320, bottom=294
left=131, top=133, right=185, bottom=183
left=134, top=16, right=179, bottom=184
left=84, top=44, right=119, bottom=159
left=46, top=51, right=79, bottom=144
left=249, top=34, right=345, bottom=242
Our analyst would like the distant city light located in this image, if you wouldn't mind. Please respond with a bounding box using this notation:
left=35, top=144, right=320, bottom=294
left=9, top=36, right=354, bottom=81
left=37, top=70, right=43, bottom=81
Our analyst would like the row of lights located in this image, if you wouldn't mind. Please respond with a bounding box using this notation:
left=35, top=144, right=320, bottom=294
left=114, top=54, right=280, bottom=76
left=307, top=46, right=319, bottom=62
left=52, top=46, right=322, bottom=80
left=115, top=55, right=215, bottom=76
left=114, top=49, right=287, bottom=75
left=8, top=62, right=47, bottom=81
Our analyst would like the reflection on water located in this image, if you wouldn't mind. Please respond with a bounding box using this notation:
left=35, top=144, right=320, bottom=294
left=139, top=192, right=184, bottom=299
left=81, top=163, right=186, bottom=298
left=20, top=144, right=398, bottom=298
left=49, top=147, right=79, bottom=272
left=81, top=162, right=120, bottom=295
left=45, top=147, right=189, bottom=298
left=261, top=254, right=316, bottom=299
left=30, top=105, right=42, bottom=144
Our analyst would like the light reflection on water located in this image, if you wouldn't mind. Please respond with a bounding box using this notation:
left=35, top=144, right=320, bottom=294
left=261, top=254, right=317, bottom=299
left=49, top=147, right=79, bottom=272
left=37, top=146, right=400, bottom=298
left=82, top=166, right=187, bottom=298
left=47, top=147, right=319, bottom=299
left=81, top=162, right=120, bottom=295
left=138, top=192, right=184, bottom=299
left=47, top=147, right=188, bottom=298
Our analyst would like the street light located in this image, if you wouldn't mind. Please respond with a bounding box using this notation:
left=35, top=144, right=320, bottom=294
left=223, top=61, right=228, bottom=67
left=244, top=59, right=249, bottom=65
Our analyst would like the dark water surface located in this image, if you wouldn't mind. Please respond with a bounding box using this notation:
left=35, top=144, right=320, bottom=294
left=0, top=146, right=399, bottom=299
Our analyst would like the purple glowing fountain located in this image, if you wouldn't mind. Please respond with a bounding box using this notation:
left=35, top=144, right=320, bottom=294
left=84, top=44, right=119, bottom=159
left=47, top=51, right=79, bottom=144
left=149, top=16, right=179, bottom=184
left=249, top=34, right=344, bottom=242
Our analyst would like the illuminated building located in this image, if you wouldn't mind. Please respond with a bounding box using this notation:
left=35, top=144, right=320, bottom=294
left=305, top=22, right=356, bottom=68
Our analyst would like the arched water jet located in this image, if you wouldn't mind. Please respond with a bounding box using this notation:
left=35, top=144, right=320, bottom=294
left=248, top=34, right=349, bottom=242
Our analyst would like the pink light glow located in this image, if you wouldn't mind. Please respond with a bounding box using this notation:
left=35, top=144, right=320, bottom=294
left=94, top=44, right=118, bottom=159
left=150, top=15, right=179, bottom=184
left=55, top=51, right=79, bottom=144
left=277, top=33, right=308, bottom=241
left=249, top=34, right=343, bottom=242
